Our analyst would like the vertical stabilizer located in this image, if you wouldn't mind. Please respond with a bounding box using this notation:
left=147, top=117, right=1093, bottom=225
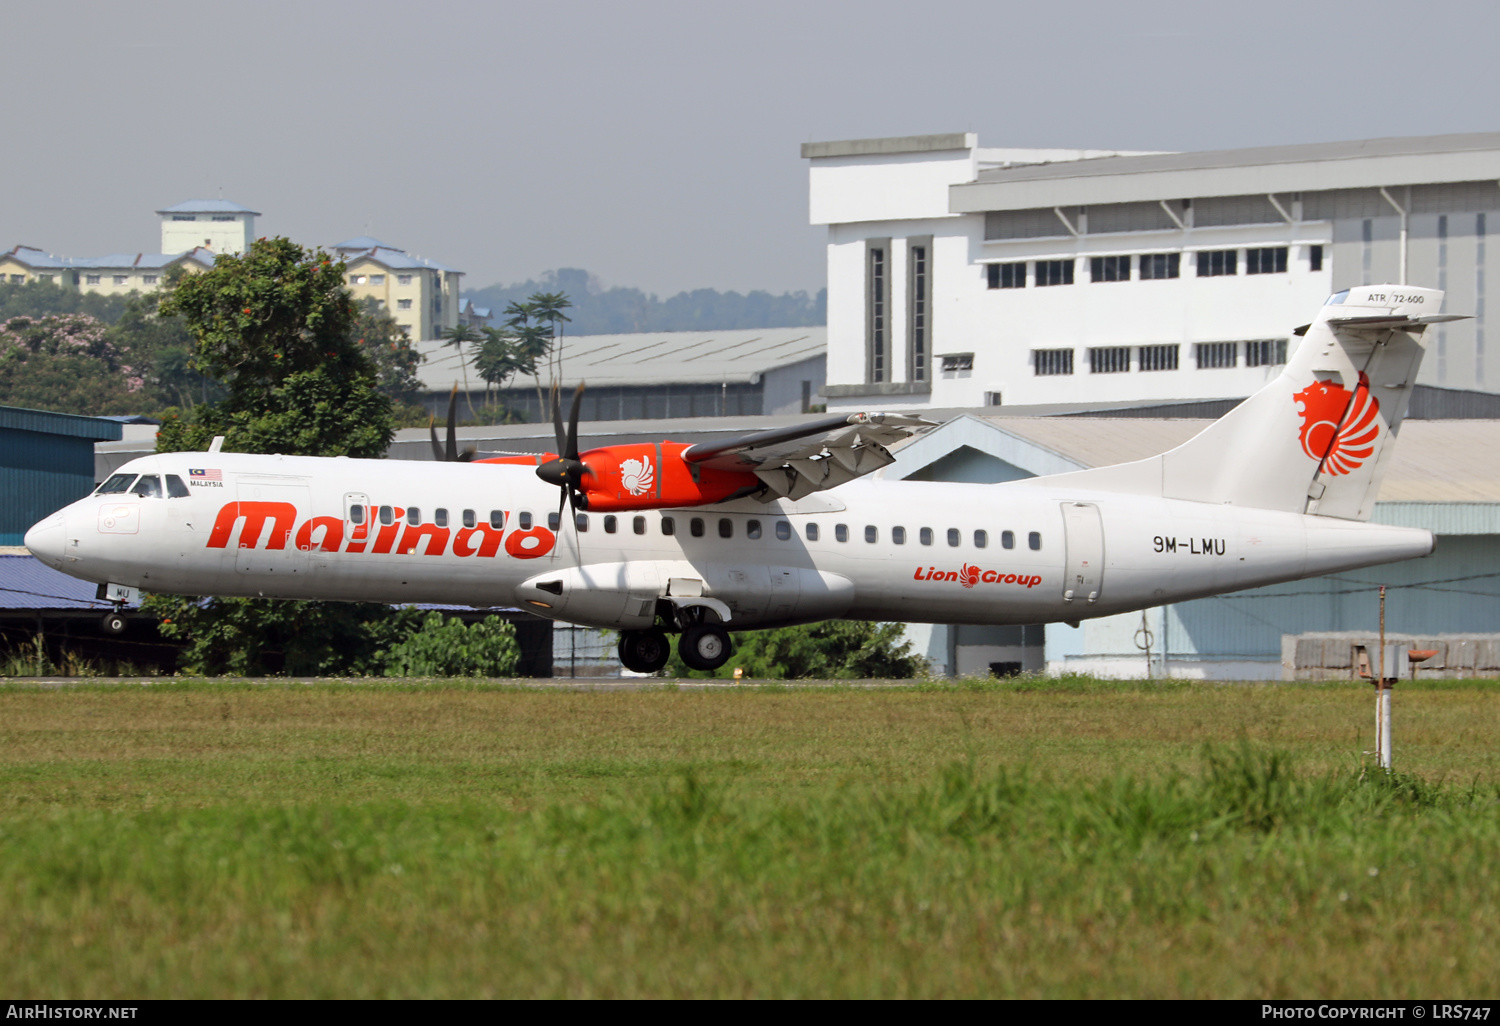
left=1031, top=286, right=1464, bottom=520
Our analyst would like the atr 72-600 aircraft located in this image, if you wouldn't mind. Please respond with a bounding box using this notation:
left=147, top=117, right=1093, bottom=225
left=25, top=286, right=1458, bottom=673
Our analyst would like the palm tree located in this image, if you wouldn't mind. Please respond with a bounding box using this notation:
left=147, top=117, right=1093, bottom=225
left=530, top=291, right=572, bottom=382
left=438, top=322, right=482, bottom=420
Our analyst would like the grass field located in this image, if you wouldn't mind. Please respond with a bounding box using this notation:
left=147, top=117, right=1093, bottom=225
left=1, top=677, right=1497, bottom=998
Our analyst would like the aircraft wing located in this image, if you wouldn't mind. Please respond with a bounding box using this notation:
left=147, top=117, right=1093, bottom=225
left=681, top=412, right=934, bottom=501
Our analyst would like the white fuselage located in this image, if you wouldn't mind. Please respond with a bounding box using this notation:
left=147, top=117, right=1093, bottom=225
left=25, top=450, right=1434, bottom=631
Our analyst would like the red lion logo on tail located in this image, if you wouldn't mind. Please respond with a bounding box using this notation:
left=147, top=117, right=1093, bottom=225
left=1293, top=372, right=1380, bottom=476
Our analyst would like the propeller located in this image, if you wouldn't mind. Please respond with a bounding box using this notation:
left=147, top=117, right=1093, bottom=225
left=536, top=382, right=588, bottom=515
left=429, top=384, right=476, bottom=462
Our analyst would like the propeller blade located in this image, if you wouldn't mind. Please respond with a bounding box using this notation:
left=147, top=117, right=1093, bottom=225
left=550, top=382, right=566, bottom=457
left=565, top=383, right=584, bottom=460
left=428, top=416, right=444, bottom=461
left=445, top=385, right=459, bottom=462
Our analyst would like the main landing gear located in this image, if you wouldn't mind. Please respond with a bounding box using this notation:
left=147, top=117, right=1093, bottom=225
left=617, top=602, right=735, bottom=674
left=618, top=628, right=672, bottom=674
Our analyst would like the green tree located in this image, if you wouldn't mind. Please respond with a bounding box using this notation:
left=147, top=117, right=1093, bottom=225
left=0, top=313, right=141, bottom=415
left=106, top=287, right=216, bottom=410
left=153, top=237, right=393, bottom=457
left=374, top=612, right=519, bottom=677
left=350, top=296, right=425, bottom=424
left=663, top=621, right=927, bottom=680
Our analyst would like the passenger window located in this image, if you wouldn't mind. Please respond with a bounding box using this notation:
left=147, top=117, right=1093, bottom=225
left=974, top=530, right=988, bottom=549
left=806, top=523, right=819, bottom=541
left=548, top=512, right=561, bottom=532
left=1029, top=531, right=1042, bottom=551
left=865, top=525, right=878, bottom=543
left=1002, top=530, right=1014, bottom=549
left=165, top=474, right=190, bottom=498
left=519, top=511, right=532, bottom=530
left=718, top=518, right=733, bottom=539
left=634, top=516, right=647, bottom=535
left=407, top=507, right=421, bottom=525
left=576, top=514, right=588, bottom=532
left=350, top=505, right=366, bottom=524
left=435, top=508, right=448, bottom=527
left=920, top=527, right=933, bottom=546
left=746, top=520, right=762, bottom=539
left=775, top=521, right=791, bottom=541
left=379, top=505, right=394, bottom=525
left=835, top=524, right=848, bottom=543
left=662, top=517, right=675, bottom=536
left=462, top=509, right=476, bottom=529
left=690, top=517, right=705, bottom=538
left=892, top=526, right=906, bottom=545
left=490, top=510, right=505, bottom=529
left=131, top=475, right=162, bottom=498
left=947, top=528, right=960, bottom=547
left=96, top=474, right=136, bottom=495
left=605, top=515, right=618, bottom=534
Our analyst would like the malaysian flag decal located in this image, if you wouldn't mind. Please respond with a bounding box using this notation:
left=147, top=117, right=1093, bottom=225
left=189, top=468, right=223, bottom=481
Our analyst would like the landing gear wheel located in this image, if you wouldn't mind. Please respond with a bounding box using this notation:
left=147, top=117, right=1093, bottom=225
left=679, top=623, right=732, bottom=672
left=618, top=628, right=671, bottom=674
left=101, top=611, right=127, bottom=635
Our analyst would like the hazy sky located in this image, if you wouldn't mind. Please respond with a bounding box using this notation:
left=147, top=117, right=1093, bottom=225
left=3, top=0, right=1498, bottom=296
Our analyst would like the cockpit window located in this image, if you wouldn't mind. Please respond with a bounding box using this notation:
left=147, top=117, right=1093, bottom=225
left=95, top=473, right=137, bottom=494
left=165, top=474, right=191, bottom=498
left=130, top=475, right=162, bottom=498
left=1327, top=289, right=1350, bottom=305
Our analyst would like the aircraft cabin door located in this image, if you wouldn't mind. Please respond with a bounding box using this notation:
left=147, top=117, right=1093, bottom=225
left=1061, top=502, right=1104, bottom=605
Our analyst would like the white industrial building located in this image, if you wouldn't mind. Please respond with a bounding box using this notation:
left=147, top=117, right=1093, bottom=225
left=806, top=131, right=1500, bottom=411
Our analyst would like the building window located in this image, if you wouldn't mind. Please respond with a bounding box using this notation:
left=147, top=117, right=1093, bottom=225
left=397, top=274, right=412, bottom=285
left=1246, top=339, right=1288, bottom=367
left=1139, top=253, right=1181, bottom=280
left=984, top=391, right=1003, bottom=406
left=142, top=275, right=158, bottom=285
left=1196, top=342, right=1238, bottom=369
left=1138, top=344, right=1180, bottom=371
left=38, top=275, right=53, bottom=284
left=1245, top=247, right=1288, bottom=275
left=211, top=215, right=235, bottom=222
left=909, top=241, right=929, bottom=383
left=987, top=262, right=1025, bottom=289
left=113, top=275, right=128, bottom=286
left=1089, top=347, right=1130, bottom=374
left=1035, top=259, right=1075, bottom=286
left=1033, top=348, right=1074, bottom=376
left=1090, top=255, right=1130, bottom=282
left=1309, top=245, right=1324, bottom=272
left=867, top=244, right=887, bottom=383
left=8, top=275, right=22, bottom=284
left=398, top=299, right=412, bottom=310
left=369, top=274, right=386, bottom=285
left=1197, top=250, right=1237, bottom=277
left=940, top=353, right=973, bottom=373
left=172, top=215, right=196, bottom=221
left=85, top=275, right=101, bottom=285
left=352, top=275, right=368, bottom=285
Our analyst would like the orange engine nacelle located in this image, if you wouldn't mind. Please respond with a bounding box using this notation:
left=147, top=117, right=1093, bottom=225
left=575, top=442, right=758, bottom=511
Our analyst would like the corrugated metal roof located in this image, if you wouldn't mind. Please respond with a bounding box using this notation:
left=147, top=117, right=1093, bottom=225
left=0, top=555, right=113, bottom=610
left=5, top=246, right=69, bottom=268
left=332, top=236, right=392, bottom=251
left=412, top=327, right=827, bottom=391
left=156, top=199, right=260, bottom=215
left=984, top=417, right=1500, bottom=501
left=971, top=131, right=1500, bottom=186
left=346, top=246, right=459, bottom=273
left=0, top=406, right=122, bottom=442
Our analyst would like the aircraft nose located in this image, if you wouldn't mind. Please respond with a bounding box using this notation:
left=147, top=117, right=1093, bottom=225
left=24, top=513, right=67, bottom=569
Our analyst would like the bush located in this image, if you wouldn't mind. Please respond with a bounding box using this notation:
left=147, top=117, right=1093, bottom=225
left=374, top=612, right=519, bottom=678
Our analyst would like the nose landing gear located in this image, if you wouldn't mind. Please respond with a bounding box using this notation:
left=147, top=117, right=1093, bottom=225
left=101, top=608, right=127, bottom=635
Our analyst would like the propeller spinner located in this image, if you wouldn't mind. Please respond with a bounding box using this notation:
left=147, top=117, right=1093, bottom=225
left=536, top=383, right=588, bottom=514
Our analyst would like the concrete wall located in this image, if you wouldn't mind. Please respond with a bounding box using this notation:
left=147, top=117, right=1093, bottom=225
left=160, top=214, right=252, bottom=255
